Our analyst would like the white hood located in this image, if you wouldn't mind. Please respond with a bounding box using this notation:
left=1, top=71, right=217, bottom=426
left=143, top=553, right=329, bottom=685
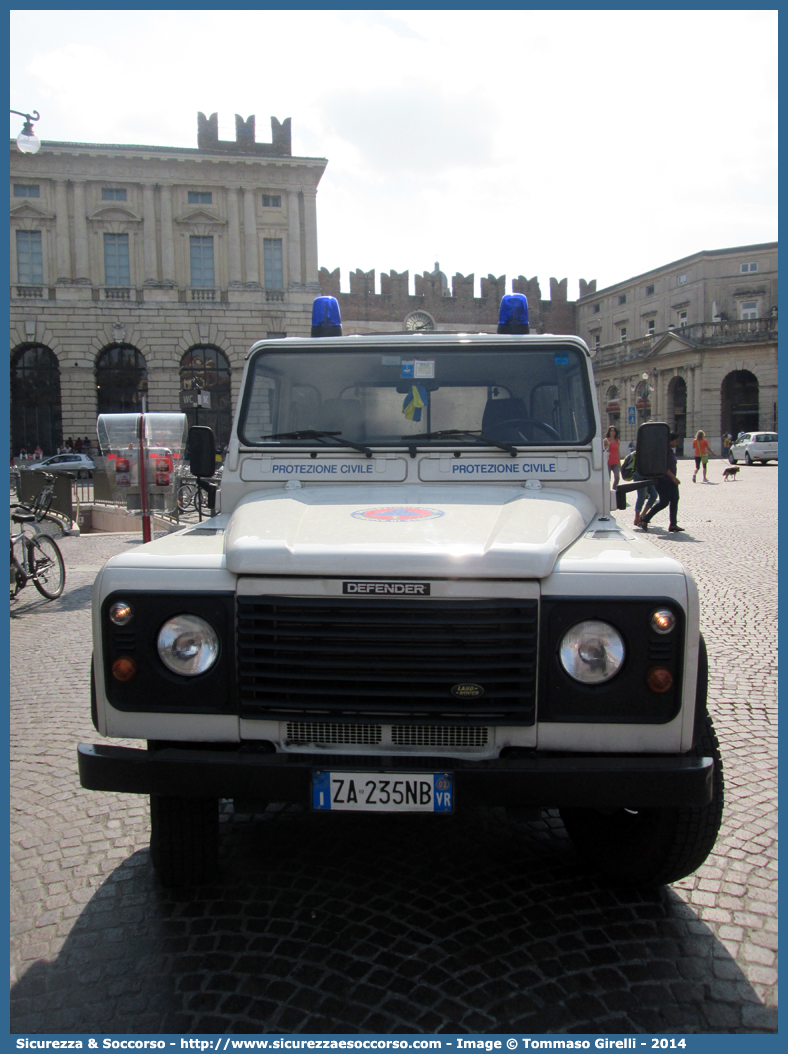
left=224, top=484, right=597, bottom=579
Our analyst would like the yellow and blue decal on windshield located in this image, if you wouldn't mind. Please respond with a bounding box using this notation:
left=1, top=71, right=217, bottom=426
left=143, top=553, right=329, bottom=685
left=352, top=506, right=445, bottom=522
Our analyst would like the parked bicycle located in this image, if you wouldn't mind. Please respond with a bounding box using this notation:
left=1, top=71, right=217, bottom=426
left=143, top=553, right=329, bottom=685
left=10, top=509, right=66, bottom=600
left=176, top=479, right=206, bottom=513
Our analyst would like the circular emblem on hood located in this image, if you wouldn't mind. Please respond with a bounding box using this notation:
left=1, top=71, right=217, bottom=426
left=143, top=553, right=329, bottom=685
left=450, top=683, right=485, bottom=699
left=352, top=506, right=445, bottom=522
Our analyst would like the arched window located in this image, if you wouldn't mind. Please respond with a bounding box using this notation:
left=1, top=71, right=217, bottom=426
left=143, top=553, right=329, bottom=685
left=605, top=385, right=620, bottom=428
left=721, top=370, right=759, bottom=436
left=96, top=344, right=148, bottom=415
left=179, top=346, right=232, bottom=448
left=11, top=344, right=62, bottom=456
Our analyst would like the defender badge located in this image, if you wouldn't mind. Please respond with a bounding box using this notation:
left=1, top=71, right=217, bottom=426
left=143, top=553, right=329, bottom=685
left=451, top=684, right=485, bottom=698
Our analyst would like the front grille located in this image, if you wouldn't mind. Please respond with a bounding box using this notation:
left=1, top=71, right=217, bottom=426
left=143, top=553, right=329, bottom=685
left=392, top=725, right=488, bottom=747
left=237, top=596, right=538, bottom=725
left=286, top=722, right=382, bottom=746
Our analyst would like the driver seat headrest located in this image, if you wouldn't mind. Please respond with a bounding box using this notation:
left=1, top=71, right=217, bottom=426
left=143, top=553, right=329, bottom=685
left=482, top=397, right=526, bottom=433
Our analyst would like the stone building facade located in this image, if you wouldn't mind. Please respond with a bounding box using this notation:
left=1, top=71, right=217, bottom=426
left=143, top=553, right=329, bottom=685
left=9, top=112, right=777, bottom=458
left=579, top=244, right=778, bottom=449
left=10, top=113, right=326, bottom=453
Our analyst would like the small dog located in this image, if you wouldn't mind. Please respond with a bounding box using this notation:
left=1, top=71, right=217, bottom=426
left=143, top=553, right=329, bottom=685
left=723, top=466, right=740, bottom=481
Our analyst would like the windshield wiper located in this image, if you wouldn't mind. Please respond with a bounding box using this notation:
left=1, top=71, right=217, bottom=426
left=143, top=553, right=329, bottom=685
left=260, top=429, right=373, bottom=457
left=400, top=429, right=517, bottom=457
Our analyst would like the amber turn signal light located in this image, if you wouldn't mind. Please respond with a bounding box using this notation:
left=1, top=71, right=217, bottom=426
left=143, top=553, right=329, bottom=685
left=112, top=657, right=138, bottom=681
left=646, top=667, right=673, bottom=693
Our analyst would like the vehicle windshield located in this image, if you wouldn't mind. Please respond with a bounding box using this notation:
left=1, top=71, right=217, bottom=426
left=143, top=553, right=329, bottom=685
left=239, top=344, right=594, bottom=448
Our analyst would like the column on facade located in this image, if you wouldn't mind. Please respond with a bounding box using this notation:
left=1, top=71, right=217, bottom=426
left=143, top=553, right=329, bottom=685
left=227, top=188, right=243, bottom=285
left=72, top=181, right=89, bottom=282
left=685, top=368, right=695, bottom=436
left=54, top=180, right=71, bottom=280
left=655, top=371, right=665, bottom=421
left=243, top=188, right=259, bottom=285
left=693, top=362, right=702, bottom=430
left=302, top=188, right=319, bottom=286
left=287, top=190, right=302, bottom=286
left=160, top=186, right=176, bottom=284
left=142, top=184, right=158, bottom=283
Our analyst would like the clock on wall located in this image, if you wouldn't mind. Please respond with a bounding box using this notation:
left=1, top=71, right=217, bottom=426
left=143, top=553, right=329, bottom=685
left=404, top=311, right=435, bottom=332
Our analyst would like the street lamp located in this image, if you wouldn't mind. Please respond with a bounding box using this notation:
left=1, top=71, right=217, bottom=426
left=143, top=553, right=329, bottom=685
left=11, top=109, right=40, bottom=154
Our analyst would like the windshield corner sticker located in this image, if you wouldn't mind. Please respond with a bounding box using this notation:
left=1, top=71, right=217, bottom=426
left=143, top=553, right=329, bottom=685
left=554, top=355, right=569, bottom=365
left=414, top=360, right=435, bottom=379
left=352, top=506, right=445, bottom=523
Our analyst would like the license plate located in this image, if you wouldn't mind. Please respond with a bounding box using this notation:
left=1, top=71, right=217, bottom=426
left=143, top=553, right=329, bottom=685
left=312, top=771, right=453, bottom=813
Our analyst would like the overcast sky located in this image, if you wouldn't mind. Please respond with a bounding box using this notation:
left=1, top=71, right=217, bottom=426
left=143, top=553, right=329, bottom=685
left=10, top=9, right=778, bottom=299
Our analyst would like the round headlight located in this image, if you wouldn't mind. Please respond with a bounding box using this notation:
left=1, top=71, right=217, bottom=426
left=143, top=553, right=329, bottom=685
left=559, top=620, right=625, bottom=684
left=157, top=614, right=219, bottom=677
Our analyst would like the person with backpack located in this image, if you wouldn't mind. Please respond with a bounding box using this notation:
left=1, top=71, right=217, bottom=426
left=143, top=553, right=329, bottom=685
left=639, top=432, right=684, bottom=533
left=621, top=447, right=658, bottom=528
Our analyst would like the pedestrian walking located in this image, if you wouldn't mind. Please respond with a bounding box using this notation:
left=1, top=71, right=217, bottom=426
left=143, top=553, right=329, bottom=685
left=639, top=431, right=683, bottom=533
left=604, top=425, right=621, bottom=490
left=633, top=468, right=659, bottom=527
left=692, top=429, right=716, bottom=482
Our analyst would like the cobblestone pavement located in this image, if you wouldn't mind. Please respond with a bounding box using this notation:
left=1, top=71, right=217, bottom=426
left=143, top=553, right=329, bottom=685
left=10, top=460, right=777, bottom=1035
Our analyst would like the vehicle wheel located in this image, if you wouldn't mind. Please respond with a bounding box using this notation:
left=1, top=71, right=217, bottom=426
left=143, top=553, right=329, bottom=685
left=728, top=453, right=737, bottom=464
left=560, top=715, right=724, bottom=886
left=149, top=795, right=219, bottom=886
left=745, top=452, right=753, bottom=465
left=29, top=534, right=66, bottom=599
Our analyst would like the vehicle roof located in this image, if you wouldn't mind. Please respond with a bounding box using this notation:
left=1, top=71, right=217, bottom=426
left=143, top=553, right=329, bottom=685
left=245, top=332, right=592, bottom=361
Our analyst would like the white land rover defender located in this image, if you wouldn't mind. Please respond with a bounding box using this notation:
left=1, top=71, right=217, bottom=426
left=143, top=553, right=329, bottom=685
left=78, top=294, right=723, bottom=887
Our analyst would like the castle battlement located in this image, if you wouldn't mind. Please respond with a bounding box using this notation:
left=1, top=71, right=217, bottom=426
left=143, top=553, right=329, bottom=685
left=318, top=266, right=597, bottom=332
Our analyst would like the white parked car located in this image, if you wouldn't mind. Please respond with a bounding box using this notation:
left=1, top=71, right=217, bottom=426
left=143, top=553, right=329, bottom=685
left=30, top=453, right=95, bottom=478
left=729, top=432, right=778, bottom=465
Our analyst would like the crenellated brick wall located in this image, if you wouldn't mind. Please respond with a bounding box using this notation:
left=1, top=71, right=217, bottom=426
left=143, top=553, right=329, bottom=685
left=318, top=267, right=591, bottom=333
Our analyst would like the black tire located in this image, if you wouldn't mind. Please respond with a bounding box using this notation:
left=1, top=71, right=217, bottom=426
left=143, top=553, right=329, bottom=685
left=29, top=534, right=65, bottom=599
left=560, top=715, right=724, bottom=886
left=745, top=452, right=753, bottom=465
left=149, top=795, right=219, bottom=886
left=728, top=453, right=737, bottom=464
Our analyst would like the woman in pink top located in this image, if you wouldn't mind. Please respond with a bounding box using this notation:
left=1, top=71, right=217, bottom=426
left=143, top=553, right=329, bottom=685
left=604, top=425, right=621, bottom=489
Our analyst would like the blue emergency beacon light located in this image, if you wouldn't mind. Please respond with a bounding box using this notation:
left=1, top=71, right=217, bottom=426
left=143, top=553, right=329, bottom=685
left=497, top=293, right=529, bottom=334
left=311, top=296, right=343, bottom=338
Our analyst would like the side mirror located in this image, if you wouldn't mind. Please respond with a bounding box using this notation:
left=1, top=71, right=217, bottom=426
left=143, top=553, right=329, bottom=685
left=188, top=425, right=216, bottom=477
left=635, top=421, right=669, bottom=478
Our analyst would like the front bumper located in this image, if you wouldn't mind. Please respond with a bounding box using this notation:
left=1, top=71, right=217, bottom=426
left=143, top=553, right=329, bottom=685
left=77, top=743, right=715, bottom=808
